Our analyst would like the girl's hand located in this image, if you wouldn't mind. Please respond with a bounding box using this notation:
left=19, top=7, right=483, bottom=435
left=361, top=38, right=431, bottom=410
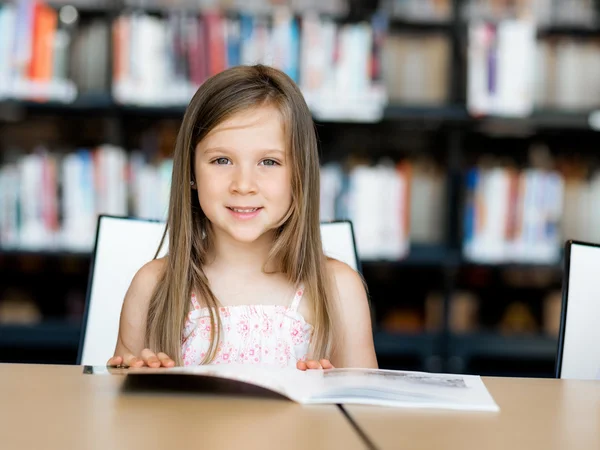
left=107, top=348, right=175, bottom=368
left=296, top=359, right=335, bottom=370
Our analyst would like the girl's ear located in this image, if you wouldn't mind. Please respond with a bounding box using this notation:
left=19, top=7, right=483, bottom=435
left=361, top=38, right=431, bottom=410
left=190, top=180, right=197, bottom=190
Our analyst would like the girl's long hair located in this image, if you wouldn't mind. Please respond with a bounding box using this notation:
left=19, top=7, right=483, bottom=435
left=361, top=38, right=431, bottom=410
left=145, top=65, right=337, bottom=365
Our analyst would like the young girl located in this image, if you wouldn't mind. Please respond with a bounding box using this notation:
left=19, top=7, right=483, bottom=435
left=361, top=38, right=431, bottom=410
left=108, top=64, right=378, bottom=371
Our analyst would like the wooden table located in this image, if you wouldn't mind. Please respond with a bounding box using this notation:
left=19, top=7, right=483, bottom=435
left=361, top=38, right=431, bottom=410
left=343, top=376, right=600, bottom=450
left=0, top=364, right=366, bottom=450
left=4, top=365, right=599, bottom=450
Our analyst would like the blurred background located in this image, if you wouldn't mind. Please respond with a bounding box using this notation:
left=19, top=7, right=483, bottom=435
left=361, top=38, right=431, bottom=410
left=1, top=0, right=599, bottom=377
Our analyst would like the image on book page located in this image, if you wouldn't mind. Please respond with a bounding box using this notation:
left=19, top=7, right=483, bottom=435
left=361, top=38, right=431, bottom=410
left=295, top=368, right=500, bottom=412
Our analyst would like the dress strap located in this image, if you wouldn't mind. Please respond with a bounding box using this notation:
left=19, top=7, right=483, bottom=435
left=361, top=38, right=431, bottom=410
left=190, top=293, right=202, bottom=312
left=289, top=284, right=305, bottom=313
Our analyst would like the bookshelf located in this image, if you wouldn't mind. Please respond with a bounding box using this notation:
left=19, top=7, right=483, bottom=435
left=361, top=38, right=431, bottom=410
left=4, top=98, right=600, bottom=136
left=4, top=98, right=600, bottom=130
left=1, top=0, right=599, bottom=377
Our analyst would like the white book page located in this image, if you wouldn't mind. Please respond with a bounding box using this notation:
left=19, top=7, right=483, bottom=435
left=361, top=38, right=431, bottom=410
left=291, top=368, right=500, bottom=412
left=95, top=364, right=308, bottom=401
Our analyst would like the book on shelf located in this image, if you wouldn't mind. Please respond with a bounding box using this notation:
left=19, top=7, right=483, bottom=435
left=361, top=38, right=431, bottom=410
left=462, top=165, right=564, bottom=264
left=462, top=0, right=598, bottom=26
left=549, top=0, right=599, bottom=27
left=535, top=38, right=600, bottom=111
left=0, top=0, right=81, bottom=102
left=320, top=158, right=445, bottom=261
left=381, top=0, right=451, bottom=23
left=462, top=0, right=550, bottom=23
left=467, top=18, right=537, bottom=117
left=382, top=32, right=451, bottom=106
left=86, top=363, right=500, bottom=412
left=560, top=162, right=600, bottom=245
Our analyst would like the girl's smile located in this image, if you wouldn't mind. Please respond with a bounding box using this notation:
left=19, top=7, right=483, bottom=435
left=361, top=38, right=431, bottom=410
left=226, top=206, right=264, bottom=220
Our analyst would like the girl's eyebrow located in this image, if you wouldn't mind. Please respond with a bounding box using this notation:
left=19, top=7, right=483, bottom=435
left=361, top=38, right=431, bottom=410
left=262, top=149, right=286, bottom=156
left=203, top=147, right=285, bottom=156
left=203, top=146, right=231, bottom=155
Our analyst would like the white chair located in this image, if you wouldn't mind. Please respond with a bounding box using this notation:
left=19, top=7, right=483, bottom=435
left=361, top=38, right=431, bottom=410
left=77, top=215, right=361, bottom=365
left=555, top=240, right=600, bottom=380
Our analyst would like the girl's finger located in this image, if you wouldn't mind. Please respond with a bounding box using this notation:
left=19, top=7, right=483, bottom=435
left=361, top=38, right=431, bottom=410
left=157, top=352, right=175, bottom=367
left=141, top=348, right=160, bottom=368
left=124, top=353, right=143, bottom=368
left=320, top=359, right=334, bottom=369
left=306, top=360, right=323, bottom=370
left=107, top=356, right=122, bottom=367
left=296, top=361, right=308, bottom=371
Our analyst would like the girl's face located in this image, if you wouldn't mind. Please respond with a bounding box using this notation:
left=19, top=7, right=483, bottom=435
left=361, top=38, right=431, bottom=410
left=193, top=104, right=293, bottom=245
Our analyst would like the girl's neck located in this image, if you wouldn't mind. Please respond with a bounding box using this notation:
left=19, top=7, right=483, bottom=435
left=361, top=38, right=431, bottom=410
left=207, top=229, right=277, bottom=275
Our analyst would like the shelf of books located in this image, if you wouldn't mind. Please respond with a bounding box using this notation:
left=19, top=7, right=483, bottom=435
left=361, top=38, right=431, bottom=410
left=2, top=144, right=581, bottom=268
left=0, top=0, right=390, bottom=122
left=1, top=0, right=600, bottom=127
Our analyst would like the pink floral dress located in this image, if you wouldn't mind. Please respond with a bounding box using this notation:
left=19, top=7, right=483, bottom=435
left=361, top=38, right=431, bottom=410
left=181, top=286, right=314, bottom=368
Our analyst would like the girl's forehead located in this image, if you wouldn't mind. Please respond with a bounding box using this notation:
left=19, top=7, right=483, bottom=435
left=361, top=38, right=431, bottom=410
left=211, top=105, right=283, bottom=132
left=198, top=106, right=288, bottom=151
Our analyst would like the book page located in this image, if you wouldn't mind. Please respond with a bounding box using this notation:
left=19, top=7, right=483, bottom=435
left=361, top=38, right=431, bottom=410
left=294, top=368, right=500, bottom=412
left=87, top=364, right=310, bottom=401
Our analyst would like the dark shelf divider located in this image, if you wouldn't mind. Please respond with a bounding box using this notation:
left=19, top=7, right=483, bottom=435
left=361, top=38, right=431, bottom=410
left=0, top=321, right=81, bottom=350
left=448, top=332, right=558, bottom=360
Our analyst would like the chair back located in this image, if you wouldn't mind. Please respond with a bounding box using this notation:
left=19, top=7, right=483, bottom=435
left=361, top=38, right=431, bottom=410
left=556, top=240, right=600, bottom=380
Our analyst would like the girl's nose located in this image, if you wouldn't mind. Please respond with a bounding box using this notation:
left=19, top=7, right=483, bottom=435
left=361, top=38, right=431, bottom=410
left=230, top=166, right=258, bottom=195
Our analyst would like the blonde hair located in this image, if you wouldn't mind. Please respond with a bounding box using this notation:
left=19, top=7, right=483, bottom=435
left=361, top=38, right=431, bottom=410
left=146, top=65, right=337, bottom=365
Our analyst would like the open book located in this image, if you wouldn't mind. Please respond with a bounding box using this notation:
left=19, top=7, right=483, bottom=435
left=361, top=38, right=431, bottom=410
left=85, top=364, right=499, bottom=412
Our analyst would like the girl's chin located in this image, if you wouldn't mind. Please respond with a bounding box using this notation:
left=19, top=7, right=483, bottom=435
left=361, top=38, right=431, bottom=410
left=223, top=225, right=274, bottom=244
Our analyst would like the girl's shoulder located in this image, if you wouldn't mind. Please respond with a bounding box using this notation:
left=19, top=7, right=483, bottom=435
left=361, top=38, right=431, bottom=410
left=136, top=256, right=167, bottom=281
left=126, top=257, right=168, bottom=302
left=325, top=257, right=363, bottom=287
left=325, top=256, right=369, bottom=313
left=118, top=257, right=169, bottom=336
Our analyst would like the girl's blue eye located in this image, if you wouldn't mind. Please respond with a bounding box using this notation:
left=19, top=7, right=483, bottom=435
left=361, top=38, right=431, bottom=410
left=214, top=158, right=230, bottom=165
left=261, top=159, right=279, bottom=167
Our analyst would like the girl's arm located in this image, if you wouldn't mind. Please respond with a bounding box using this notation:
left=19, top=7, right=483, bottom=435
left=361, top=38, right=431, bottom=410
left=327, top=259, right=379, bottom=369
left=107, top=258, right=174, bottom=368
